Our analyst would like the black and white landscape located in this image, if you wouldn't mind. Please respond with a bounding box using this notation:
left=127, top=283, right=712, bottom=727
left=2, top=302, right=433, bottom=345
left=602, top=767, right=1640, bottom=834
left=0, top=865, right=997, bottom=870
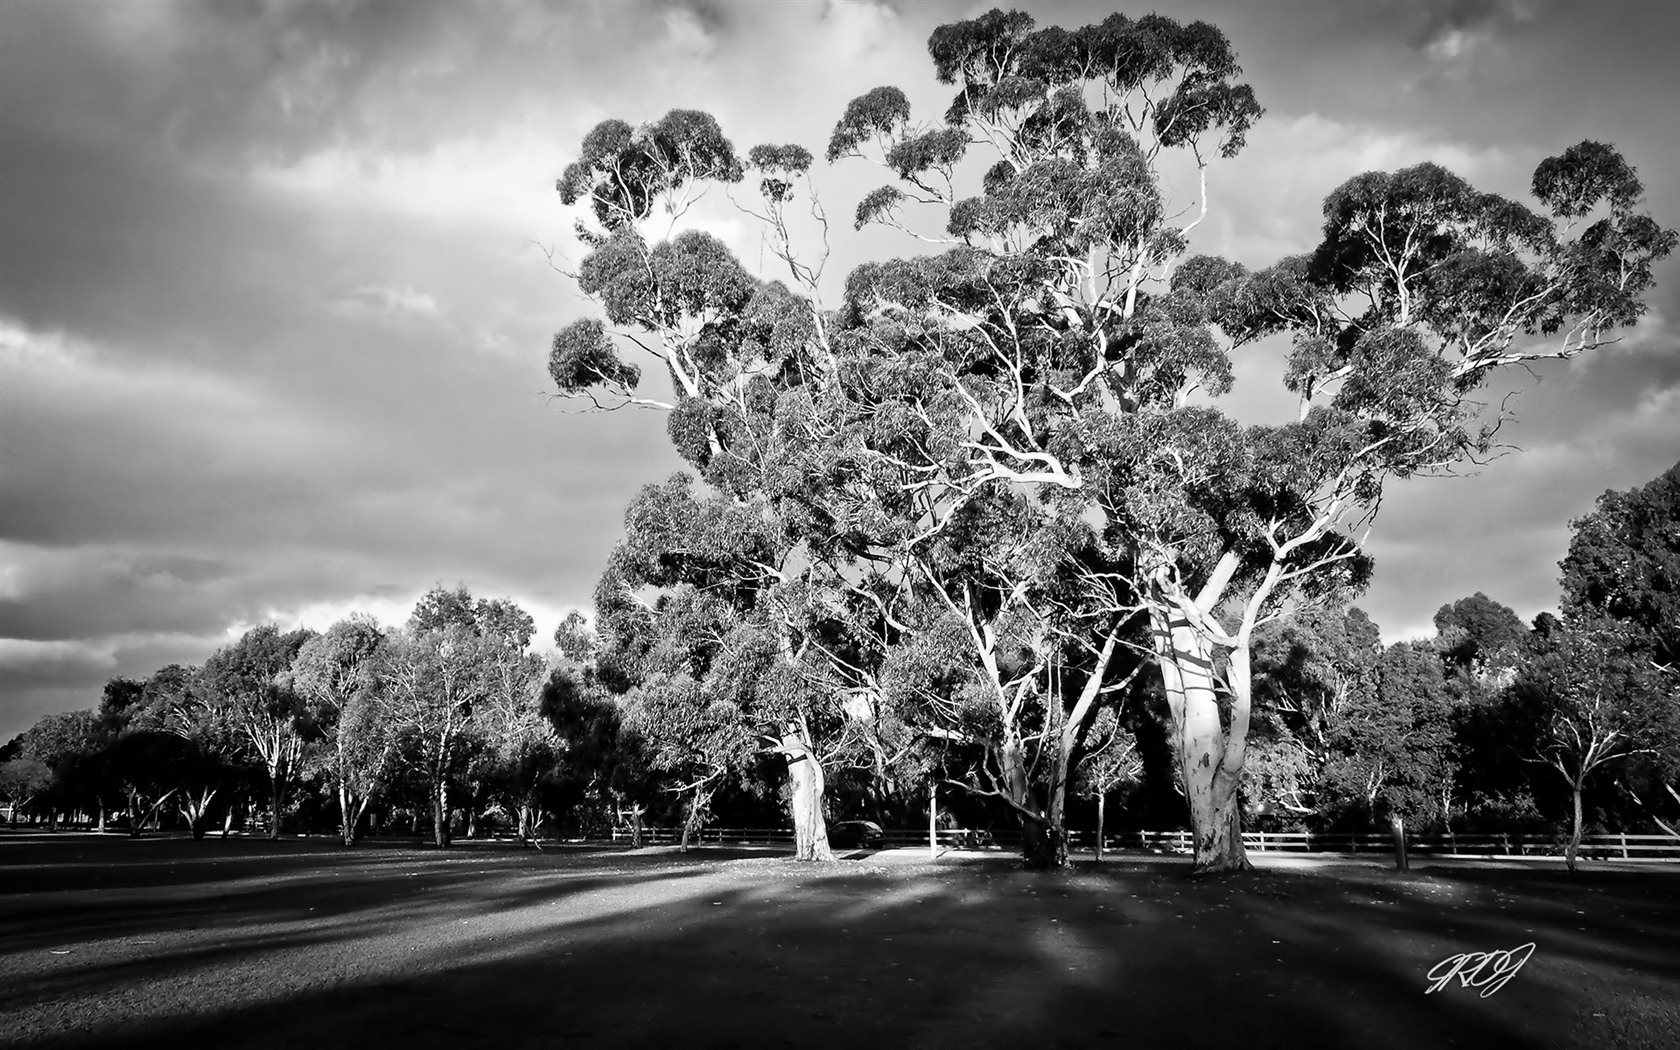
left=2, top=3, right=1678, bottom=1047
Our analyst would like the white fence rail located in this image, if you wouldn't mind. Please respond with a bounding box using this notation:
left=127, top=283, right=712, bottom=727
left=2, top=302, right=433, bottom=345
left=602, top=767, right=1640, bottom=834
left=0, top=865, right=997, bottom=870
left=607, top=826, right=1680, bottom=859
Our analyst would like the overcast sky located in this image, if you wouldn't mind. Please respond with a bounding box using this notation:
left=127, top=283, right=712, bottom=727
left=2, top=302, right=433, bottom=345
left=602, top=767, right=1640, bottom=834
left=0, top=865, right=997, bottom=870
left=3, top=0, right=1677, bottom=741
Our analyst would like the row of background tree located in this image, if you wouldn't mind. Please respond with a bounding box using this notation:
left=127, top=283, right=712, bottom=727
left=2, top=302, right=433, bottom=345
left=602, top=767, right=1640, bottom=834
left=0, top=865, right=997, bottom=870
left=4, top=460, right=1675, bottom=860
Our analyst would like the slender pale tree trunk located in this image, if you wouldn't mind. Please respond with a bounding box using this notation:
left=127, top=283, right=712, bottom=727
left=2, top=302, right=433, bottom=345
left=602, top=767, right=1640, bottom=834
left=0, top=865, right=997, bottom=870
left=782, top=722, right=833, bottom=862
left=432, top=776, right=452, bottom=849
left=1567, top=778, right=1585, bottom=873
left=1151, top=607, right=1251, bottom=875
left=1095, top=793, right=1106, bottom=864
left=337, top=734, right=356, bottom=846
left=339, top=781, right=356, bottom=846
left=1045, top=631, right=1121, bottom=870
left=929, top=780, right=938, bottom=859
left=265, top=755, right=286, bottom=841
left=680, top=787, right=709, bottom=852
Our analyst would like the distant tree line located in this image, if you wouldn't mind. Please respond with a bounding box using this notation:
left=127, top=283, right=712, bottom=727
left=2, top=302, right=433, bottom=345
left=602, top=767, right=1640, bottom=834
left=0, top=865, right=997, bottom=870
left=1, top=587, right=571, bottom=849
left=5, top=464, right=1676, bottom=871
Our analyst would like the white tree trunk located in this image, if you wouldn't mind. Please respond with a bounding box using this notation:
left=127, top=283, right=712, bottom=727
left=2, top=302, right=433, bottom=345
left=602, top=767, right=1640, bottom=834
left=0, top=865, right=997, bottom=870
left=1152, top=607, right=1251, bottom=874
left=783, top=725, right=834, bottom=862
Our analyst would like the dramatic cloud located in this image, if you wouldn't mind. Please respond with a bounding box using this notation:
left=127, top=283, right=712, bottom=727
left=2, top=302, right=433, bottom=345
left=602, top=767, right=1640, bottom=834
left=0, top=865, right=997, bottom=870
left=3, top=0, right=1677, bottom=738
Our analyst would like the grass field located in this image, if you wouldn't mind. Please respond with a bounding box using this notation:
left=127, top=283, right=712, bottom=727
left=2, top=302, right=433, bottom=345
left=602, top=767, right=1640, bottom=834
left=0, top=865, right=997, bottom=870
left=2, top=832, right=1677, bottom=1049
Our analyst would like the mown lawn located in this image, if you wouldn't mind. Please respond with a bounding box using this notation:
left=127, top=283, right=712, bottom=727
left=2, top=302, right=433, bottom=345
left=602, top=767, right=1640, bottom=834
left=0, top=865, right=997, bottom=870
left=1, top=832, right=1676, bottom=1048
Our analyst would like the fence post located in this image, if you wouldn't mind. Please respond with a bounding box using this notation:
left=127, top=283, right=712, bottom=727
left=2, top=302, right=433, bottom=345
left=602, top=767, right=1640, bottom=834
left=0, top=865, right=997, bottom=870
left=1621, top=833, right=1629, bottom=860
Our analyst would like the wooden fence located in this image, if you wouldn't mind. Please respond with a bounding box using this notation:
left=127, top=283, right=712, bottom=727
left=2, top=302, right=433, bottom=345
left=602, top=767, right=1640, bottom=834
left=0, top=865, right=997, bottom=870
left=607, top=826, right=1680, bottom=859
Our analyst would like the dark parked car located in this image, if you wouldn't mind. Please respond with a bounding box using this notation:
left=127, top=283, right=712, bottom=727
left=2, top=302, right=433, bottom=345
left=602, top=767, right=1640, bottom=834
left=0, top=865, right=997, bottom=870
left=827, top=820, right=885, bottom=849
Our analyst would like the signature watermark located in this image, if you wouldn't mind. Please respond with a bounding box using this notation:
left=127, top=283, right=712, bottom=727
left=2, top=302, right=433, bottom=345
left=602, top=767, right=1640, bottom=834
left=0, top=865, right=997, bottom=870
left=1425, top=942, right=1536, bottom=998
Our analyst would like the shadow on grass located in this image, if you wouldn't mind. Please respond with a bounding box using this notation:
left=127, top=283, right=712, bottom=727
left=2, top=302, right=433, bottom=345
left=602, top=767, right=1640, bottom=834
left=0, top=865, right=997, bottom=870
left=1, top=839, right=1676, bottom=1049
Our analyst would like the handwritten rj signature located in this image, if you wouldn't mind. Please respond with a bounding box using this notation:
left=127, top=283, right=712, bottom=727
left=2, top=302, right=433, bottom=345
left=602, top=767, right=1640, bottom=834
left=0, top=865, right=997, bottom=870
left=1425, top=942, right=1536, bottom=998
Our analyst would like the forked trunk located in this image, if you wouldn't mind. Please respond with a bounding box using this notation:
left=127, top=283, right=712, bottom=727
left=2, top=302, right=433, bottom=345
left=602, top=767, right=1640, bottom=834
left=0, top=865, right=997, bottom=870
left=1048, top=627, right=1122, bottom=869
left=339, top=783, right=355, bottom=846
left=783, top=724, right=834, bottom=862
left=680, top=788, right=708, bottom=852
left=185, top=788, right=217, bottom=842
left=998, top=739, right=1063, bottom=870
left=1152, top=608, right=1251, bottom=875
left=342, top=789, right=373, bottom=846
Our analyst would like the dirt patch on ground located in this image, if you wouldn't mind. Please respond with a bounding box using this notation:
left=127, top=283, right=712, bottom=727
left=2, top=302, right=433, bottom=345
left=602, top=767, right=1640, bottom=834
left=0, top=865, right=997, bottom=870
left=2, top=832, right=1676, bottom=1048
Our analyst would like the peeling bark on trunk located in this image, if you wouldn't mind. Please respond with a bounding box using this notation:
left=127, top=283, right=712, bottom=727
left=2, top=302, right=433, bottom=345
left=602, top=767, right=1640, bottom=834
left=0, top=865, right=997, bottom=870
left=994, top=735, right=1048, bottom=866
left=783, top=724, right=834, bottom=863
left=1152, top=607, right=1252, bottom=875
left=680, top=788, right=709, bottom=852
left=1021, top=814, right=1067, bottom=870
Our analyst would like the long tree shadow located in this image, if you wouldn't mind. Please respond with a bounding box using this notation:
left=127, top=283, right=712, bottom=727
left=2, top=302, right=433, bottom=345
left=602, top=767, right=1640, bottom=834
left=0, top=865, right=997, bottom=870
left=0, top=839, right=761, bottom=954
left=8, top=842, right=1671, bottom=1049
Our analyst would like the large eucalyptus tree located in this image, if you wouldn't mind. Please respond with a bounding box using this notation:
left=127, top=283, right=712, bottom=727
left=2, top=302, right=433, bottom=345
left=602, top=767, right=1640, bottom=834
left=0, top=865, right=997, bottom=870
left=548, top=8, right=1673, bottom=874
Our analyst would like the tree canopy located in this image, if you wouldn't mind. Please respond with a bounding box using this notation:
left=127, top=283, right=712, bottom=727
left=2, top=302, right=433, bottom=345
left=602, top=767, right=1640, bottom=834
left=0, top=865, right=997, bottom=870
left=542, top=6, right=1673, bottom=873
